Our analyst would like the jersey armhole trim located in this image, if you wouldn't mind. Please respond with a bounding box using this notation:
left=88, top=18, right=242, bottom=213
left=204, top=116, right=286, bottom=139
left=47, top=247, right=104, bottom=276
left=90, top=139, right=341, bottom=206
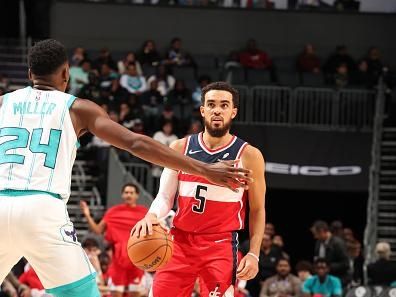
left=67, top=95, right=77, bottom=109
left=183, top=136, right=191, bottom=155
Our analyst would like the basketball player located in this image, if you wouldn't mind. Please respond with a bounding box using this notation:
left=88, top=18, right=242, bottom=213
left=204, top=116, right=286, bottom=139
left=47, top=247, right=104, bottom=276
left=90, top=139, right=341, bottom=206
left=80, top=183, right=147, bottom=297
left=132, top=81, right=266, bottom=297
left=0, top=40, right=251, bottom=297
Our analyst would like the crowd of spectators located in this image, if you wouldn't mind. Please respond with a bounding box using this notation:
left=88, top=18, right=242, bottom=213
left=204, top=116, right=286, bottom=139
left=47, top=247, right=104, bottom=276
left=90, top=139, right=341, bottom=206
left=3, top=211, right=394, bottom=297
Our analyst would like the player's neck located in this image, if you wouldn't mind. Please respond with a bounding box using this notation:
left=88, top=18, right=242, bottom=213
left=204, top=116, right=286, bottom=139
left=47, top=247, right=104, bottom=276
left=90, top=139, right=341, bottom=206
left=32, top=78, right=63, bottom=92
left=202, top=131, right=233, bottom=150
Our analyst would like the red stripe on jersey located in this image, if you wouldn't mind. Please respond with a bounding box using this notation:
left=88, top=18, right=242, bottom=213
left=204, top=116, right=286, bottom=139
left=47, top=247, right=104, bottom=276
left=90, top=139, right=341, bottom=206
left=199, top=132, right=237, bottom=153
left=173, top=192, right=247, bottom=233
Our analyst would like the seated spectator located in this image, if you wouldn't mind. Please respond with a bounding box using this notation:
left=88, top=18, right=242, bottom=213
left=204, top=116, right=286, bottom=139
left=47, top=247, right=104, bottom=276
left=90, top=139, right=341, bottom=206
left=19, top=264, right=49, bottom=296
left=138, top=40, right=161, bottom=66
left=70, top=47, right=86, bottom=66
left=311, top=220, right=349, bottom=285
left=82, top=238, right=105, bottom=287
left=120, top=63, right=147, bottom=95
left=117, top=52, right=143, bottom=76
left=297, top=44, right=321, bottom=73
left=343, top=228, right=355, bottom=242
left=94, top=47, right=117, bottom=71
left=346, top=240, right=363, bottom=286
left=0, top=73, right=10, bottom=91
left=167, top=80, right=193, bottom=131
left=302, top=258, right=342, bottom=297
left=163, top=37, right=195, bottom=68
left=119, top=102, right=135, bottom=128
left=246, top=233, right=283, bottom=297
left=98, top=63, right=120, bottom=101
left=358, top=47, right=385, bottom=87
left=323, top=45, right=356, bottom=84
left=239, top=39, right=272, bottom=69
left=192, top=75, right=211, bottom=109
left=265, top=222, right=276, bottom=238
left=273, top=235, right=290, bottom=260
left=2, top=272, right=31, bottom=297
left=152, top=120, right=178, bottom=177
left=141, top=80, right=164, bottom=133
left=157, top=104, right=181, bottom=136
left=367, top=242, right=396, bottom=286
left=78, top=70, right=103, bottom=105
left=333, top=63, right=349, bottom=88
left=260, top=257, right=301, bottom=297
left=147, top=65, right=176, bottom=96
left=69, top=59, right=91, bottom=95
left=295, top=261, right=314, bottom=282
left=330, top=221, right=344, bottom=240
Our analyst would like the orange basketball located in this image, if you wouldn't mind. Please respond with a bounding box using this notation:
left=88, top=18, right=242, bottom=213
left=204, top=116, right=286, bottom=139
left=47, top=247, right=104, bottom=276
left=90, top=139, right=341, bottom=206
left=127, top=224, right=173, bottom=272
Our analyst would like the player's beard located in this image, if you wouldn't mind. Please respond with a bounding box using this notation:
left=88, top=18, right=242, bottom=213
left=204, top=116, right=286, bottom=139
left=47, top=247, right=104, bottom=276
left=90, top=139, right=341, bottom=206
left=204, top=117, right=232, bottom=138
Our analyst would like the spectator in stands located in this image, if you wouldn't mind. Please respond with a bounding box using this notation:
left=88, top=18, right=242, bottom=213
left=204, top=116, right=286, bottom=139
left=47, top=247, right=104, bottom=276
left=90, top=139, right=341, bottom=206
left=358, top=47, right=385, bottom=87
left=120, top=63, right=147, bottom=95
left=330, top=221, right=344, bottom=240
left=94, top=47, right=117, bottom=71
left=192, top=75, right=211, bottom=109
left=333, top=63, right=349, bottom=88
left=346, top=239, right=363, bottom=286
left=187, top=120, right=203, bottom=135
left=311, top=221, right=350, bottom=285
left=343, top=228, right=355, bottom=242
left=297, top=44, right=321, bottom=74
left=82, top=238, right=107, bottom=289
left=69, top=59, right=91, bottom=95
left=152, top=120, right=178, bottom=177
left=273, top=235, right=290, bottom=260
left=302, top=258, right=342, bottom=297
left=78, top=71, right=102, bottom=104
left=99, top=63, right=120, bottom=101
left=140, top=79, right=164, bottom=133
left=138, top=40, right=161, bottom=66
left=167, top=79, right=193, bottom=132
left=0, top=73, right=10, bottom=91
left=157, top=104, right=180, bottom=135
left=239, top=39, right=272, bottom=70
left=70, top=47, right=86, bottom=66
left=246, top=233, right=283, bottom=297
left=260, top=257, right=301, bottom=297
left=147, top=65, right=175, bottom=96
left=119, top=102, right=135, bottom=129
left=164, top=37, right=195, bottom=68
left=323, top=45, right=356, bottom=84
left=2, top=272, right=31, bottom=297
left=367, top=242, right=396, bottom=286
left=80, top=183, right=148, bottom=297
left=117, top=52, right=143, bottom=76
left=295, top=261, right=314, bottom=282
left=265, top=222, right=276, bottom=238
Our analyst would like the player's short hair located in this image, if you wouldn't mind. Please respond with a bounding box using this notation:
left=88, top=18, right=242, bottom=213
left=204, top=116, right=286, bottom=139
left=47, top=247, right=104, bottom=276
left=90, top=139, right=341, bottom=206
left=201, top=81, right=239, bottom=108
left=121, top=183, right=140, bottom=194
left=28, top=39, right=68, bottom=76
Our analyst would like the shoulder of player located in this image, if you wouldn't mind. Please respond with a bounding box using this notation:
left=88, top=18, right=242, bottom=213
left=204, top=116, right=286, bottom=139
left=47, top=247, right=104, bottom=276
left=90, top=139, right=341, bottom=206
left=169, top=138, right=187, bottom=153
left=70, top=98, right=105, bottom=114
left=241, top=144, right=264, bottom=164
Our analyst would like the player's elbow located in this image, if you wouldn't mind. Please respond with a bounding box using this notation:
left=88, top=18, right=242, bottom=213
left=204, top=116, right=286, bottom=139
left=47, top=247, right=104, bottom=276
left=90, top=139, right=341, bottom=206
left=128, top=133, right=149, bottom=155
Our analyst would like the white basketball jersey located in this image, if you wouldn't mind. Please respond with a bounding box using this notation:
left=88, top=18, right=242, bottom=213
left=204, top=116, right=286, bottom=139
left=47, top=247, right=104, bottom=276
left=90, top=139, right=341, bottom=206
left=0, top=87, right=78, bottom=201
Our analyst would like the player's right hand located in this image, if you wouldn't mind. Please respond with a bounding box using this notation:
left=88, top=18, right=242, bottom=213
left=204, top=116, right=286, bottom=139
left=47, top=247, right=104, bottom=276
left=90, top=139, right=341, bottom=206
left=79, top=200, right=91, bottom=217
left=205, top=160, right=253, bottom=192
left=131, top=213, right=159, bottom=238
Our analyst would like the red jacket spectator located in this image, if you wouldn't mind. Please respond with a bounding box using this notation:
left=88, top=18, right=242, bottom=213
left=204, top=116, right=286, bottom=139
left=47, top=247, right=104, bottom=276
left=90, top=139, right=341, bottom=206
left=239, top=39, right=272, bottom=69
left=19, top=266, right=44, bottom=290
left=297, top=44, right=321, bottom=73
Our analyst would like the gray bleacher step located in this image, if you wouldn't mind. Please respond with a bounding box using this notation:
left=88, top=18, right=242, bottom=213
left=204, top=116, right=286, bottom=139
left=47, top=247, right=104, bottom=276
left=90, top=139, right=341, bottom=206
left=381, top=156, right=396, bottom=161
left=379, top=200, right=396, bottom=206
left=380, top=185, right=396, bottom=190
left=382, top=141, right=396, bottom=147
left=384, top=127, right=396, bottom=133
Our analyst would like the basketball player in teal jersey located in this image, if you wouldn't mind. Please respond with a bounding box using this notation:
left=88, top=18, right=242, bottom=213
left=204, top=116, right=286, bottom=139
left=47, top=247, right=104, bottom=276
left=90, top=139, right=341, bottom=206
left=0, top=39, right=252, bottom=297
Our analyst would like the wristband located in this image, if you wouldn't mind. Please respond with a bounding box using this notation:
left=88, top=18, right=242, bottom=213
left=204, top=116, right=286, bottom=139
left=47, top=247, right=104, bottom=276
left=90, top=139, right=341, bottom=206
left=247, top=252, right=259, bottom=262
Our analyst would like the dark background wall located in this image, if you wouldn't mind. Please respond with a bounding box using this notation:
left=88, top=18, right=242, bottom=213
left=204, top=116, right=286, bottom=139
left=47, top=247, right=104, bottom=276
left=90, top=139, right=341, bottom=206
left=51, top=1, right=396, bottom=66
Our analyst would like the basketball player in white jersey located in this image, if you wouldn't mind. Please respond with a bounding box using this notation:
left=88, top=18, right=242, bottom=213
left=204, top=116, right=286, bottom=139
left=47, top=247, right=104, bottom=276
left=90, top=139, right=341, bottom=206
left=0, top=39, right=252, bottom=297
left=132, top=82, right=266, bottom=297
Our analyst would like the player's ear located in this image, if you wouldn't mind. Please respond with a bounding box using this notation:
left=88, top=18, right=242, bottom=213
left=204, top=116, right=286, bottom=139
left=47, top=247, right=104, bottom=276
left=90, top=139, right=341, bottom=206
left=28, top=69, right=33, bottom=81
left=231, top=107, right=237, bottom=119
left=200, top=105, right=205, bottom=118
left=62, top=63, right=70, bottom=83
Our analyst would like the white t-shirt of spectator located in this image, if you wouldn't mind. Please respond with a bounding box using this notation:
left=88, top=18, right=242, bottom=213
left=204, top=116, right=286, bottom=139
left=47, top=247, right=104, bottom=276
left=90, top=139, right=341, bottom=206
left=147, top=75, right=175, bottom=96
left=153, top=131, right=178, bottom=147
left=120, top=74, right=147, bottom=94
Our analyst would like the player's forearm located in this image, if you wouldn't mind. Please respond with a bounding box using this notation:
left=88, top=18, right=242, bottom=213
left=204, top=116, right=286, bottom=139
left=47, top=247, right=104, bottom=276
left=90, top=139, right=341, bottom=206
left=248, top=208, right=266, bottom=256
left=129, top=134, right=205, bottom=176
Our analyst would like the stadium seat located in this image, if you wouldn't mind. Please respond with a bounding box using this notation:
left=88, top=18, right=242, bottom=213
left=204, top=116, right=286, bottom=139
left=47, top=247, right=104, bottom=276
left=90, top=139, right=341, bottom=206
left=300, top=72, right=325, bottom=87
left=246, top=69, right=271, bottom=86
left=142, top=64, right=157, bottom=78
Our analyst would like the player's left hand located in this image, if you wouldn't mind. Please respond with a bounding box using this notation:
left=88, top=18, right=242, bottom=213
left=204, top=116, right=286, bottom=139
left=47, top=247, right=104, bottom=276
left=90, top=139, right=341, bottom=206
left=236, top=254, right=259, bottom=280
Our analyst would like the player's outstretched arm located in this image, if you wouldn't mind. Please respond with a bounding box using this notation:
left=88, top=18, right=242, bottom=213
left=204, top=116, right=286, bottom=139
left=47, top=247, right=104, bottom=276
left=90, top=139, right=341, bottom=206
left=236, top=145, right=266, bottom=281
left=71, top=99, right=252, bottom=190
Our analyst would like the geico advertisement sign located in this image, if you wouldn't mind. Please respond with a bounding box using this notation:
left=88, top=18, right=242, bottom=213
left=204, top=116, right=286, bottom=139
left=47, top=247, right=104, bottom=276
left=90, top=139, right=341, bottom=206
left=266, top=162, right=362, bottom=176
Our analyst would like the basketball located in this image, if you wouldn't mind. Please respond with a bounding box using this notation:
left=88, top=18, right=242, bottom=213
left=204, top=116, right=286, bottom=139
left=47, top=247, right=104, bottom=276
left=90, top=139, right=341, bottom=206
left=127, top=224, right=173, bottom=272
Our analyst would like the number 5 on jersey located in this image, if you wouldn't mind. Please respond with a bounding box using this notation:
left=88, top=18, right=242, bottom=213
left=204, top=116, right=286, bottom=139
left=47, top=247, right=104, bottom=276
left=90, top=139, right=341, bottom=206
left=192, top=185, right=207, bottom=214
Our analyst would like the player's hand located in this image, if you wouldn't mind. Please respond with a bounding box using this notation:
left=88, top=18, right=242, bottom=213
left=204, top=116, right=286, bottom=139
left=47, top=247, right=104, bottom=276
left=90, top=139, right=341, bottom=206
left=236, top=253, right=259, bottom=280
left=131, top=213, right=159, bottom=238
left=205, top=160, right=253, bottom=192
left=79, top=200, right=91, bottom=217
